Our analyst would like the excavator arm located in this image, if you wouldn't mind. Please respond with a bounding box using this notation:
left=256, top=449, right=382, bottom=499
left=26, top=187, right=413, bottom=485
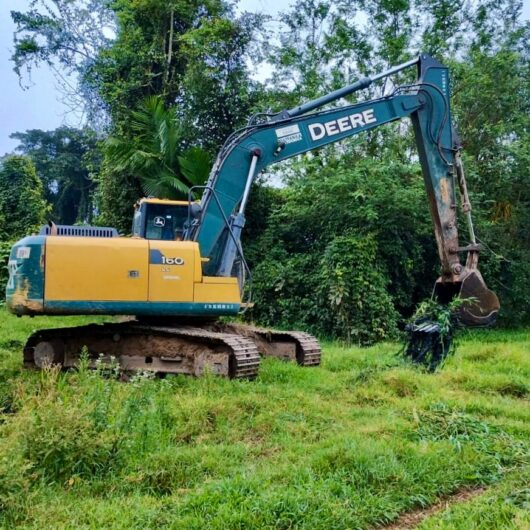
left=193, top=53, right=499, bottom=327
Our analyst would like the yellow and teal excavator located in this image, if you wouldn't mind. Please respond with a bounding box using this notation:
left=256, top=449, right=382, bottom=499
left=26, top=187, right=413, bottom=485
left=6, top=54, right=499, bottom=378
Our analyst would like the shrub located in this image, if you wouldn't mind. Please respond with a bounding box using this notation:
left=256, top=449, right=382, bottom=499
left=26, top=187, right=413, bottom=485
left=0, top=240, right=13, bottom=297
left=318, top=235, right=398, bottom=344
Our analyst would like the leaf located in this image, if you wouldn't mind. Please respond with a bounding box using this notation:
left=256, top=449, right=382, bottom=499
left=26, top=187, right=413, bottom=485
left=178, top=147, right=212, bottom=187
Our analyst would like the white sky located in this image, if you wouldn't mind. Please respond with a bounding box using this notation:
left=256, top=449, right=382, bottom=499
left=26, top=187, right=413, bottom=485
left=1, top=0, right=529, bottom=156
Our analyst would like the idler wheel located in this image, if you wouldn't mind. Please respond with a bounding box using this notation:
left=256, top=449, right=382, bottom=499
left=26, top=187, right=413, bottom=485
left=34, top=340, right=65, bottom=368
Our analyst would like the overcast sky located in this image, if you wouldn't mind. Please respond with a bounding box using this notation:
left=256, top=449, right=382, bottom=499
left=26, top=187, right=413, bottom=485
left=1, top=0, right=529, bottom=156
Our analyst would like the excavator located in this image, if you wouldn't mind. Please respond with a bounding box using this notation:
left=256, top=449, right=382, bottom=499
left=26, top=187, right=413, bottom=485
left=5, top=53, right=499, bottom=378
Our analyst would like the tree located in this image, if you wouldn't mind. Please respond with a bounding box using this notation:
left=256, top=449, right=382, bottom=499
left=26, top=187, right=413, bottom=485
left=0, top=156, right=49, bottom=240
left=91, top=0, right=261, bottom=139
left=105, top=96, right=211, bottom=199
left=11, top=0, right=115, bottom=123
left=10, top=128, right=101, bottom=225
left=92, top=0, right=262, bottom=230
left=263, top=0, right=355, bottom=110
left=175, top=14, right=263, bottom=152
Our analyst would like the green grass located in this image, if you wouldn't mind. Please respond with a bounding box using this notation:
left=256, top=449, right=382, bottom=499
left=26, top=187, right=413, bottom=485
left=418, top=468, right=530, bottom=529
left=0, top=308, right=528, bottom=529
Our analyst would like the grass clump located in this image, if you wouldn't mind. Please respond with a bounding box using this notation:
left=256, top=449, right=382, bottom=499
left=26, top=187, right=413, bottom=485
left=1, top=366, right=118, bottom=485
left=412, top=403, right=529, bottom=473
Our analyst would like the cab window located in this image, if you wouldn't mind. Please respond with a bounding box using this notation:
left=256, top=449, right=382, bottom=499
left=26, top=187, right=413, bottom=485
left=144, top=204, right=188, bottom=240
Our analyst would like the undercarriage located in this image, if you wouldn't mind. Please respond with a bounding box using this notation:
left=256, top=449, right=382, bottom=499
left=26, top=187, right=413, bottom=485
left=23, top=321, right=322, bottom=379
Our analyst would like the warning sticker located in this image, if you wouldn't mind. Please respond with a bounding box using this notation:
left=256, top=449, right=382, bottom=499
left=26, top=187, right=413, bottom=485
left=275, top=124, right=302, bottom=144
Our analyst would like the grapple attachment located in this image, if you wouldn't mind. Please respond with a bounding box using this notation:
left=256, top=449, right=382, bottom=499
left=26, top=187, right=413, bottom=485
left=403, top=318, right=454, bottom=372
left=434, top=269, right=500, bottom=327
left=403, top=268, right=499, bottom=371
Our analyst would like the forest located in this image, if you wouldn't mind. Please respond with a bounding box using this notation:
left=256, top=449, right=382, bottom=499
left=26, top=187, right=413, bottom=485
left=1, top=0, right=528, bottom=342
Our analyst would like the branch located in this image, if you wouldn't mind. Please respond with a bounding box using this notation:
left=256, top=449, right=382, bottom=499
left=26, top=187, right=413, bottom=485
left=164, top=8, right=175, bottom=86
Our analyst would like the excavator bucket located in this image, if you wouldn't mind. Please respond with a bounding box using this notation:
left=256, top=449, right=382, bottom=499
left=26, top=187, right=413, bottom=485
left=434, top=270, right=500, bottom=327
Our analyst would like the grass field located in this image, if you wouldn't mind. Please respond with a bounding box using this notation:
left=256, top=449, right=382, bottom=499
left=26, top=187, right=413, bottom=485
left=0, top=308, right=528, bottom=529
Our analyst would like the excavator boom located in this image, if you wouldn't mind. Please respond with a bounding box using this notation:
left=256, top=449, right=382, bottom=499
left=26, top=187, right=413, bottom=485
left=193, top=53, right=499, bottom=326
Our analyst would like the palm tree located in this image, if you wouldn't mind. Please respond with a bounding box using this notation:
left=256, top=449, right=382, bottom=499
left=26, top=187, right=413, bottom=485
left=105, top=96, right=211, bottom=199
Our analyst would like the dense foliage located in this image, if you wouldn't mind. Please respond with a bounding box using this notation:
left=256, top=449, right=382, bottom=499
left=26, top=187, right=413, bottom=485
left=5, top=0, right=530, bottom=338
left=0, top=156, right=49, bottom=294
left=245, top=155, right=431, bottom=343
left=11, top=127, right=101, bottom=224
left=94, top=0, right=261, bottom=230
left=0, top=156, right=48, bottom=240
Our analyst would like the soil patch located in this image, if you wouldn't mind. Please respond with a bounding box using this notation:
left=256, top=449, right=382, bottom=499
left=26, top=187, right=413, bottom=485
left=382, top=486, right=488, bottom=529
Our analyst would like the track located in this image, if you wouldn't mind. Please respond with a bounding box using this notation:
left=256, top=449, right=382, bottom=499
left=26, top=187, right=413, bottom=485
left=205, top=323, right=322, bottom=366
left=24, top=322, right=261, bottom=379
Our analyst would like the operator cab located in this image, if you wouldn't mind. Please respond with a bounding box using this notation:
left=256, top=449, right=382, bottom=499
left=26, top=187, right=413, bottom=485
left=132, top=198, right=191, bottom=241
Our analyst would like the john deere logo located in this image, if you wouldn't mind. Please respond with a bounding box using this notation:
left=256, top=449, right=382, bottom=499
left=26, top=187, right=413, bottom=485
left=308, top=108, right=377, bottom=141
left=154, top=216, right=165, bottom=227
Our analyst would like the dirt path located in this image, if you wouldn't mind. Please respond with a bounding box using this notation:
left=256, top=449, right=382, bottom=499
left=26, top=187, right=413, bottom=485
left=382, top=486, right=488, bottom=529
